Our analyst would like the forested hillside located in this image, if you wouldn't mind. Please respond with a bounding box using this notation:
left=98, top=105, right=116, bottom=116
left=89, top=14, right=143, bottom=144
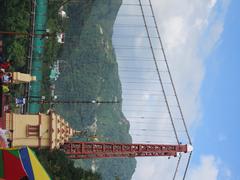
left=0, top=0, right=136, bottom=179
left=0, top=0, right=29, bottom=71
left=55, top=0, right=136, bottom=179
left=36, top=149, right=101, bottom=180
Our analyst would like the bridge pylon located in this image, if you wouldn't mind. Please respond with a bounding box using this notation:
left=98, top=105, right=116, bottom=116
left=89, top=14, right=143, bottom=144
left=62, top=141, right=193, bottom=159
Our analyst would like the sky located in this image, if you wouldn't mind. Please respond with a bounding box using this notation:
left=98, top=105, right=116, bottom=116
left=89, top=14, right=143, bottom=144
left=191, top=0, right=240, bottom=179
left=151, top=0, right=239, bottom=179
left=113, top=0, right=239, bottom=179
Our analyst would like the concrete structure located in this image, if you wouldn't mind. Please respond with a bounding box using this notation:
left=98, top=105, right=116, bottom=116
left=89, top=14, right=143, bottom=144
left=5, top=111, right=79, bottom=149
left=12, top=72, right=36, bottom=84
left=0, top=72, right=36, bottom=128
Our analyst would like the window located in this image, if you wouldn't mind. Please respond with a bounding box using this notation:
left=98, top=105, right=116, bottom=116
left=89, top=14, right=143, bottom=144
left=26, top=125, right=39, bottom=137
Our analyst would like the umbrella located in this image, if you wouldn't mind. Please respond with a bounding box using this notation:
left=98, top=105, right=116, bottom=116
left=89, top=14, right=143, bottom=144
left=0, top=148, right=28, bottom=180
left=0, top=147, right=51, bottom=180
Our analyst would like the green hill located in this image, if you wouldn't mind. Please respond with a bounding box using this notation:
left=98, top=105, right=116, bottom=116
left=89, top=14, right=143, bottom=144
left=0, top=0, right=137, bottom=179
left=55, top=0, right=136, bottom=180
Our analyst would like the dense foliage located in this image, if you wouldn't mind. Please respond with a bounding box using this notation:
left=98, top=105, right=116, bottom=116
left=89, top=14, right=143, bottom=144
left=35, top=149, right=101, bottom=180
left=0, top=0, right=137, bottom=179
left=0, top=0, right=31, bottom=107
left=0, top=0, right=30, bottom=71
left=55, top=0, right=136, bottom=179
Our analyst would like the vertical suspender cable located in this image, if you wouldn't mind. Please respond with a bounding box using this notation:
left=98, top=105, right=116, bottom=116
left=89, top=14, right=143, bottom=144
left=173, top=155, right=182, bottom=180
left=183, top=152, right=192, bottom=180
left=148, top=0, right=192, bottom=145
left=138, top=0, right=180, bottom=144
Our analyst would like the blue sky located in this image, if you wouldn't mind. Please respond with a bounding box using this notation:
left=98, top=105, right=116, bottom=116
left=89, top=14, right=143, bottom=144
left=114, top=0, right=238, bottom=179
left=194, top=0, right=240, bottom=179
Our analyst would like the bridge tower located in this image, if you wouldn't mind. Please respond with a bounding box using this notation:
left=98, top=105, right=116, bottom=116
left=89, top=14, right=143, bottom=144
left=4, top=111, right=82, bottom=149
left=62, top=141, right=193, bottom=159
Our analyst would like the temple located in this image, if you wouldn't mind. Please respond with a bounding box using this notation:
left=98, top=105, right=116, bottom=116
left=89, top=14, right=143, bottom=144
left=0, top=72, right=36, bottom=127
left=11, top=72, right=37, bottom=84
left=5, top=111, right=79, bottom=149
left=0, top=72, right=80, bottom=149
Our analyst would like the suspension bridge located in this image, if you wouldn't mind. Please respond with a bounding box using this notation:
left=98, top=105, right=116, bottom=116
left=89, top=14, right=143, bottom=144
left=0, top=0, right=193, bottom=179
left=111, top=0, right=193, bottom=179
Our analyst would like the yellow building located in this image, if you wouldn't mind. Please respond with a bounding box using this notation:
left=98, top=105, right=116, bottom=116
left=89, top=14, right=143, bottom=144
left=11, top=72, right=36, bottom=84
left=5, top=111, right=79, bottom=149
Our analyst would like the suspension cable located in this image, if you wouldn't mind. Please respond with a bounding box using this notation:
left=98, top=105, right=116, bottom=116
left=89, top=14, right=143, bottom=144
left=148, top=0, right=192, bottom=145
left=138, top=0, right=180, bottom=144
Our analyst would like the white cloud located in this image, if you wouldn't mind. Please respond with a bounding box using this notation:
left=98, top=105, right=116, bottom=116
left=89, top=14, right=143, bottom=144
left=203, top=19, right=224, bottom=55
left=114, top=0, right=230, bottom=179
left=188, top=155, right=233, bottom=180
left=188, top=155, right=219, bottom=180
left=209, top=0, right=218, bottom=9
left=132, top=158, right=178, bottom=180
left=151, top=0, right=230, bottom=127
left=131, top=154, right=233, bottom=180
left=163, top=16, right=188, bottom=49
